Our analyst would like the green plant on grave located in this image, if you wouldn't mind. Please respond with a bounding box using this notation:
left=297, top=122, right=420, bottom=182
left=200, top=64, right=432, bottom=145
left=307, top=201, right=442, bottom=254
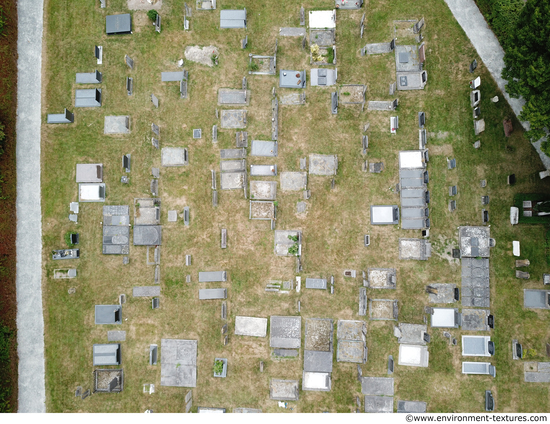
left=248, top=62, right=259, bottom=72
left=211, top=54, right=218, bottom=65
left=310, top=44, right=323, bottom=62
left=327, top=47, right=334, bottom=64
left=64, top=232, right=76, bottom=247
left=273, top=201, right=278, bottom=207
left=342, top=92, right=350, bottom=96
left=288, top=244, right=299, bottom=256
left=524, top=348, right=538, bottom=359
left=147, top=10, right=158, bottom=21
left=214, top=359, right=224, bottom=375
left=287, top=235, right=298, bottom=242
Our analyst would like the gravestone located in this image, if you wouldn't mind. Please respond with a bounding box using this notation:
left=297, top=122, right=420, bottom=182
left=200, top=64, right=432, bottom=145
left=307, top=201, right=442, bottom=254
left=212, top=191, right=218, bottom=207
left=221, top=302, right=227, bottom=319
left=474, top=140, right=481, bottom=149
left=193, top=129, right=202, bottom=139
left=481, top=179, right=487, bottom=188
left=75, top=387, right=82, bottom=397
left=482, top=196, right=489, bottom=205
left=221, top=228, right=227, bottom=248
left=449, top=200, right=456, bottom=211
left=185, top=255, right=191, bottom=266
left=152, top=138, right=159, bottom=149
left=242, top=77, right=247, bottom=90
left=152, top=298, right=160, bottom=309
left=469, top=59, right=477, bottom=73
left=418, top=112, right=425, bottom=127
left=331, top=92, right=338, bottom=114
left=482, top=209, right=489, bottom=224
left=473, top=107, right=480, bottom=118
left=236, top=131, right=248, bottom=147
left=448, top=158, right=456, bottom=169
left=388, top=355, right=394, bottom=374
left=155, top=14, right=161, bottom=33
left=150, top=179, right=158, bottom=196
left=241, top=35, right=248, bottom=49
left=389, top=82, right=396, bottom=96
left=82, top=390, right=90, bottom=400
left=125, top=55, right=134, bottom=70
left=362, top=136, right=368, bottom=154
left=413, top=17, right=424, bottom=34
left=151, top=123, right=160, bottom=136
left=508, top=174, right=516, bottom=185
left=449, top=186, right=457, bottom=196
left=184, top=207, right=190, bottom=226
left=151, top=94, right=159, bottom=108
left=364, top=235, right=370, bottom=246
left=300, top=6, right=305, bottom=25
left=95, top=45, right=103, bottom=64
left=123, top=154, right=131, bottom=172
left=124, top=76, right=133, bottom=96
left=211, top=125, right=217, bottom=143
left=180, top=80, right=188, bottom=98
left=303, top=190, right=311, bottom=200
left=186, top=275, right=191, bottom=283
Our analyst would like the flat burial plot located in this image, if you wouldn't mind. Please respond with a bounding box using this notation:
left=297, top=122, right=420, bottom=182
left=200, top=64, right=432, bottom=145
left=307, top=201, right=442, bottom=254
left=270, top=316, right=301, bottom=349
left=250, top=181, right=277, bottom=200
left=398, top=344, right=429, bottom=367
left=361, top=377, right=394, bottom=396
left=364, top=396, right=394, bottom=413
left=461, top=309, right=491, bottom=331
left=337, top=340, right=366, bottom=363
left=396, top=323, right=427, bottom=345
left=160, top=339, right=198, bottom=387
left=104, top=116, right=130, bottom=134
left=369, top=299, right=398, bottom=321
left=339, top=85, right=366, bottom=104
left=280, top=172, right=307, bottom=191
left=220, top=159, right=246, bottom=172
left=305, top=318, right=333, bottom=351
left=274, top=230, right=301, bottom=256
left=220, top=110, right=247, bottom=129
left=250, top=201, right=275, bottom=220
left=367, top=268, right=396, bottom=289
left=161, top=148, right=188, bottom=166
left=218, top=88, right=249, bottom=105
left=270, top=379, right=299, bottom=401
left=428, top=284, right=457, bottom=304
left=220, top=172, right=245, bottom=190
left=134, top=199, right=161, bottom=226
left=234, top=316, right=268, bottom=337
left=399, top=238, right=431, bottom=260
left=309, top=154, right=338, bottom=175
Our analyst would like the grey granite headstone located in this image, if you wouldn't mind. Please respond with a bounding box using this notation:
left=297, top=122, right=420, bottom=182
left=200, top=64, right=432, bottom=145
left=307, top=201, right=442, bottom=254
left=151, top=94, right=159, bottom=108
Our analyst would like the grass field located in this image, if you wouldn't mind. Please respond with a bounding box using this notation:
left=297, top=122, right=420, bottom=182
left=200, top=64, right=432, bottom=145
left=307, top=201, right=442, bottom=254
left=41, top=0, right=550, bottom=413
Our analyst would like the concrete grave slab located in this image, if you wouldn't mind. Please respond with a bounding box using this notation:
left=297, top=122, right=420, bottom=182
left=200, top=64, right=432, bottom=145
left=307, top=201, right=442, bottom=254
left=220, top=172, right=246, bottom=190
left=235, top=316, right=268, bottom=337
left=397, top=400, right=427, bottom=413
left=220, top=110, right=247, bottom=128
left=280, top=27, right=306, bottom=36
left=250, top=165, right=277, bottom=176
left=395, top=323, right=427, bottom=345
left=108, top=330, right=126, bottom=341
left=93, top=344, right=121, bottom=366
left=311, top=68, right=337, bottom=86
left=304, top=350, right=333, bottom=372
left=366, top=268, right=396, bottom=289
left=270, top=379, right=299, bottom=401
left=398, top=344, right=429, bottom=367
left=270, top=316, right=301, bottom=349
left=160, top=339, right=197, bottom=387
left=395, top=45, right=421, bottom=72
left=428, top=283, right=457, bottom=304
left=361, top=377, right=394, bottom=396
left=220, top=148, right=246, bottom=159
left=220, top=159, right=246, bottom=172
left=280, top=172, right=307, bottom=191
left=161, top=148, right=188, bottom=166
left=364, top=396, right=394, bottom=413
left=250, top=180, right=277, bottom=200
left=76, top=164, right=103, bottom=183
left=279, top=92, right=306, bottom=105
left=250, top=201, right=275, bottom=220
left=305, top=318, right=333, bottom=352
left=199, top=288, right=227, bottom=300
left=398, top=238, right=431, bottom=260
left=95, top=305, right=122, bottom=324
left=133, top=286, right=161, bottom=297
left=461, top=309, right=491, bottom=331
left=305, top=278, right=327, bottom=289
left=133, top=226, right=162, bottom=245
left=369, top=299, right=398, bottom=320
left=309, top=154, right=338, bottom=175
left=134, top=198, right=161, bottom=226
left=274, top=230, right=301, bottom=256
left=218, top=88, right=249, bottom=105
left=431, top=308, right=459, bottom=328
left=167, top=210, right=177, bottom=222
left=251, top=140, right=278, bottom=157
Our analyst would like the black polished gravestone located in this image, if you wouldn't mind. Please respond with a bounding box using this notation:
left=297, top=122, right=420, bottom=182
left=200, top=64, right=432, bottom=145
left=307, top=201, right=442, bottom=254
left=469, top=59, right=477, bottom=73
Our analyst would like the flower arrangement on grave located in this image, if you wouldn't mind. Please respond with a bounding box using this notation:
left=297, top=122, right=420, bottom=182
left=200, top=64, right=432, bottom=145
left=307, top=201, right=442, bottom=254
left=310, top=44, right=323, bottom=62
left=214, top=359, right=224, bottom=375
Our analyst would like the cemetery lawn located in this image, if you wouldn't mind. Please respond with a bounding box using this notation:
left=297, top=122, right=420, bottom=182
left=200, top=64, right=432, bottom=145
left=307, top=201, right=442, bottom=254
left=41, top=0, right=550, bottom=413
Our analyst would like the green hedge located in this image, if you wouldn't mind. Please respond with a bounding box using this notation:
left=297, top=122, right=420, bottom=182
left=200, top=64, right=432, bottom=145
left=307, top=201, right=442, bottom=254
left=475, top=0, right=524, bottom=46
left=0, top=324, right=13, bottom=412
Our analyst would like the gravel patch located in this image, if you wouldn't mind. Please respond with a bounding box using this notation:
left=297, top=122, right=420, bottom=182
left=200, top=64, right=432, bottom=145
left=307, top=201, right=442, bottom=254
left=184, top=45, right=219, bottom=67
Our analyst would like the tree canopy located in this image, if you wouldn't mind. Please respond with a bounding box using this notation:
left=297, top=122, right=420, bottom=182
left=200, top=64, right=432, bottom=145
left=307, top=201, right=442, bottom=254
left=501, top=0, right=550, bottom=144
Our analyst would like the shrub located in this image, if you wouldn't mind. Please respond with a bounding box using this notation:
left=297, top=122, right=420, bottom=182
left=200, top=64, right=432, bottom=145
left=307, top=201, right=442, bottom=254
left=147, top=10, right=158, bottom=21
left=214, top=359, right=224, bottom=375
left=0, top=325, right=13, bottom=412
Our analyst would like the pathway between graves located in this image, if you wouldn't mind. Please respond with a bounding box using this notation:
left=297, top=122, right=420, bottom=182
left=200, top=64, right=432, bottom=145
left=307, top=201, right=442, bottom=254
left=15, top=0, right=46, bottom=412
left=444, top=0, right=550, bottom=169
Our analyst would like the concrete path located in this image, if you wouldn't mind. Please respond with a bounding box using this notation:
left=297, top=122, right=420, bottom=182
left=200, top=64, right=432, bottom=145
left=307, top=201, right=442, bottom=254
left=444, top=0, right=550, bottom=169
left=16, top=0, right=46, bottom=413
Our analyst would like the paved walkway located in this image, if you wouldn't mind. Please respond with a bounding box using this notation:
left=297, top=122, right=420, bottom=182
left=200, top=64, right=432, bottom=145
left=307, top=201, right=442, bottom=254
left=444, top=0, right=550, bottom=169
left=16, top=0, right=46, bottom=413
